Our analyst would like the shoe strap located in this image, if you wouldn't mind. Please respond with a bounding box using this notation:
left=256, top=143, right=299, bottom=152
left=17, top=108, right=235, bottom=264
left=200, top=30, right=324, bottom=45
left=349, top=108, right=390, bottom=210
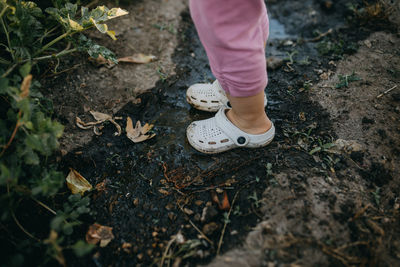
left=215, top=108, right=250, bottom=147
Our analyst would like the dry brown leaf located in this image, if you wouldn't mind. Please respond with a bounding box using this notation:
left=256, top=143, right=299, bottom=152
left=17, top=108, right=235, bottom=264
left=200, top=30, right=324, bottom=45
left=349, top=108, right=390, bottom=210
left=109, top=119, right=122, bottom=136
left=66, top=168, right=92, bottom=195
left=118, top=53, right=157, bottom=64
left=90, top=110, right=112, bottom=122
left=86, top=223, right=114, bottom=247
left=20, top=74, right=32, bottom=99
left=76, top=117, right=100, bottom=130
left=126, top=117, right=155, bottom=143
left=89, top=55, right=116, bottom=68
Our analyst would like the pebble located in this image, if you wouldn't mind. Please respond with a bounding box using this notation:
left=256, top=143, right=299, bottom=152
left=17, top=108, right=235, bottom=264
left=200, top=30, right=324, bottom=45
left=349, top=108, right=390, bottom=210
left=201, top=206, right=218, bottom=223
left=168, top=212, right=177, bottom=221
left=267, top=57, right=284, bottom=71
left=202, top=222, right=219, bottom=236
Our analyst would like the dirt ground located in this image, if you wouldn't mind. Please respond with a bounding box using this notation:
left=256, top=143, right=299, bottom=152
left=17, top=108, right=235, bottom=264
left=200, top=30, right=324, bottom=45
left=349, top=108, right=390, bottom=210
left=42, top=0, right=400, bottom=266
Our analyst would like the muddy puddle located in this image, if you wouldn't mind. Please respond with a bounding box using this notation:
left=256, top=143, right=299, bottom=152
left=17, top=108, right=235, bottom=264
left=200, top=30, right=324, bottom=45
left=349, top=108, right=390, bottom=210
left=61, top=0, right=399, bottom=266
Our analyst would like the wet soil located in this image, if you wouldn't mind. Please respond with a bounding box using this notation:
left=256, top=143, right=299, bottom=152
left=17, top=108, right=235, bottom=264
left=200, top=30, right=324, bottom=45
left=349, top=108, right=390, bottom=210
left=45, top=0, right=400, bottom=266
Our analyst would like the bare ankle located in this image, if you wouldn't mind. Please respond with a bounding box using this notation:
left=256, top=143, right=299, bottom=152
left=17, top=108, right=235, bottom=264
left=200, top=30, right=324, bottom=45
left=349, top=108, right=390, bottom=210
left=226, top=109, right=271, bottom=135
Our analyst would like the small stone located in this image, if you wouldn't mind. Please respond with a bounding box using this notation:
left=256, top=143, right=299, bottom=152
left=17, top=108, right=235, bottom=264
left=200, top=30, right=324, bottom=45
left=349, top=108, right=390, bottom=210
left=267, top=57, right=284, bottom=71
left=165, top=203, right=174, bottom=210
left=137, top=253, right=144, bottom=261
left=195, top=200, right=203, bottom=206
left=364, top=40, right=372, bottom=48
left=183, top=208, right=194, bottom=215
left=168, top=212, right=177, bottom=221
left=230, top=230, right=238, bottom=235
left=202, top=222, right=219, bottom=235
left=201, top=206, right=218, bottom=223
left=194, top=213, right=201, bottom=222
left=133, top=198, right=139, bottom=206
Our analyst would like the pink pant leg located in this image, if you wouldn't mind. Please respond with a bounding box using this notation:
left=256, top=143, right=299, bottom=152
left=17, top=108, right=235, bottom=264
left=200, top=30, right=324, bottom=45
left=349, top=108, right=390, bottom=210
left=189, top=0, right=269, bottom=97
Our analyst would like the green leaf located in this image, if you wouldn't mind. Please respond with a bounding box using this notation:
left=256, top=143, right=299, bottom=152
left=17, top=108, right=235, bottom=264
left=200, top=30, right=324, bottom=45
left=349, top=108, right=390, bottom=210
left=19, top=63, right=31, bottom=77
left=72, top=240, right=94, bottom=257
left=309, top=147, right=321, bottom=155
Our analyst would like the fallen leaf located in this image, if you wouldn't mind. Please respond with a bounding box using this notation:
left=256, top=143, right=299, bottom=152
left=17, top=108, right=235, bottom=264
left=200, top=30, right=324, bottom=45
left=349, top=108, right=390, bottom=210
left=66, top=168, right=92, bottom=195
left=126, top=117, right=155, bottom=143
left=109, top=119, right=122, bottom=136
left=93, top=125, right=103, bottom=136
left=118, top=53, right=156, bottom=64
left=89, top=55, right=116, bottom=68
left=90, top=110, right=112, bottom=122
left=76, top=117, right=99, bottom=130
left=86, top=223, right=114, bottom=247
left=95, top=180, right=107, bottom=192
left=20, top=74, right=32, bottom=99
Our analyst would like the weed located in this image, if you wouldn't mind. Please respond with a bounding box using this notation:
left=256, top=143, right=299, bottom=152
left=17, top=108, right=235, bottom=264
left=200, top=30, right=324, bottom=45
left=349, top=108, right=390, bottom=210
left=157, top=66, right=168, bottom=82
left=372, top=187, right=381, bottom=206
left=335, top=71, right=362, bottom=88
left=248, top=192, right=261, bottom=208
left=298, top=56, right=311, bottom=66
left=284, top=50, right=298, bottom=64
left=233, top=205, right=242, bottom=216
left=309, top=138, right=335, bottom=155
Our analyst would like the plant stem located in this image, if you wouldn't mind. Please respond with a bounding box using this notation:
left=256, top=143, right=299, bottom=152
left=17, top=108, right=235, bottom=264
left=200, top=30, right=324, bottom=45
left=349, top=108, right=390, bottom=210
left=1, top=63, right=17, bottom=78
left=22, top=48, right=78, bottom=63
left=0, top=16, right=14, bottom=61
left=0, top=5, right=8, bottom=18
left=33, top=31, right=71, bottom=57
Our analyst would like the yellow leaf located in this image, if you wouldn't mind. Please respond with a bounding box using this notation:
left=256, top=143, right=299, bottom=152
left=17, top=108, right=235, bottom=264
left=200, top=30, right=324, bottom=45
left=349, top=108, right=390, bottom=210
left=68, top=18, right=83, bottom=31
left=66, top=168, right=92, bottom=195
left=107, top=8, right=129, bottom=19
left=106, top=30, right=116, bottom=40
left=118, top=53, right=157, bottom=64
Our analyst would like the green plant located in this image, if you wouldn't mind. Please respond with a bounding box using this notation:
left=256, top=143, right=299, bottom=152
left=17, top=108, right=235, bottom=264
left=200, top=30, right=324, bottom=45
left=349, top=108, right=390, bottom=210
left=309, top=138, right=335, bottom=155
left=335, top=71, right=362, bottom=88
left=0, top=0, right=127, bottom=265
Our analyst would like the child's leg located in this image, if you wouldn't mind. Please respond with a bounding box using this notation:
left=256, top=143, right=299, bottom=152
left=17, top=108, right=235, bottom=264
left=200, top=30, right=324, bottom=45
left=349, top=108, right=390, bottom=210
left=226, top=92, right=272, bottom=135
left=189, top=0, right=271, bottom=134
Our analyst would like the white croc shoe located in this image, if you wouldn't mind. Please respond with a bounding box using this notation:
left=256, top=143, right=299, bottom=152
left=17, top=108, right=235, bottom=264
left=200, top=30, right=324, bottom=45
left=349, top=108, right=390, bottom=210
left=186, top=80, right=268, bottom=112
left=186, top=108, right=275, bottom=154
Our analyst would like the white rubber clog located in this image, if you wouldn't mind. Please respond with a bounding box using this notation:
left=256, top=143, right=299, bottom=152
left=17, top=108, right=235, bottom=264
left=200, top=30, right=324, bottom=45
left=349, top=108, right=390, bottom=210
left=186, top=108, right=275, bottom=154
left=186, top=80, right=267, bottom=112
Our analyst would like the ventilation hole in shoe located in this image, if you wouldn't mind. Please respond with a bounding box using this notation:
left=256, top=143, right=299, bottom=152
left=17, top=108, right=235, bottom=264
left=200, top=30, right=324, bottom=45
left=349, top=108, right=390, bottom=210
left=211, top=101, right=219, bottom=103
left=208, top=141, right=216, bottom=145
left=200, top=100, right=207, bottom=103
left=220, top=139, right=229, bottom=143
left=199, top=140, right=204, bottom=143
left=191, top=96, right=197, bottom=100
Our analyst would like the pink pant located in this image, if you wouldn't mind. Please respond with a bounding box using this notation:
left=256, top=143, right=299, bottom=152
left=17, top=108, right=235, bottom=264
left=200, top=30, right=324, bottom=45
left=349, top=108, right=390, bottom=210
left=189, top=0, right=269, bottom=97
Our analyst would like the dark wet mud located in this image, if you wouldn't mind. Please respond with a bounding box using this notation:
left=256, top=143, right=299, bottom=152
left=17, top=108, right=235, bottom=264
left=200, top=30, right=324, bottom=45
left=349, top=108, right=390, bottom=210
left=61, top=0, right=399, bottom=266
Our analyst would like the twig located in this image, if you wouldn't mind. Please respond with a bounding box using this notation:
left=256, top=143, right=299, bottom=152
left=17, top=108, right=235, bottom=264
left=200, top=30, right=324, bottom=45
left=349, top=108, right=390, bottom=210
left=31, top=197, right=57, bottom=216
left=188, top=219, right=214, bottom=245
left=349, top=203, right=372, bottom=222
left=47, top=63, right=82, bottom=78
left=85, top=0, right=99, bottom=9
left=217, top=190, right=240, bottom=255
left=7, top=183, right=41, bottom=242
left=159, top=236, right=176, bottom=267
left=0, top=111, right=21, bottom=157
left=307, top=28, right=333, bottom=42
left=176, top=202, right=213, bottom=245
left=376, top=85, right=398, bottom=98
